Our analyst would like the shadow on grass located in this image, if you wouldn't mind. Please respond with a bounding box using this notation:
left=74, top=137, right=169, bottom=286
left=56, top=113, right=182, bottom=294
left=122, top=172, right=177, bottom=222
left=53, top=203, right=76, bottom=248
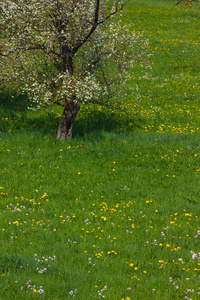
left=74, top=109, right=144, bottom=138
left=0, top=87, right=34, bottom=112
left=0, top=88, right=144, bottom=138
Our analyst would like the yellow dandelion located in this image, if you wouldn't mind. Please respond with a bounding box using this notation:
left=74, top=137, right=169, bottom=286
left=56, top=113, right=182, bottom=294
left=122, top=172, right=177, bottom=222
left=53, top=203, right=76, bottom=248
left=129, top=263, right=134, bottom=267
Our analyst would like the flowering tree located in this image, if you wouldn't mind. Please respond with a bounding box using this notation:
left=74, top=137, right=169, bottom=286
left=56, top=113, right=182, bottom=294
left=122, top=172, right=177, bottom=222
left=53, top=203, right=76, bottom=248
left=0, top=0, right=148, bottom=139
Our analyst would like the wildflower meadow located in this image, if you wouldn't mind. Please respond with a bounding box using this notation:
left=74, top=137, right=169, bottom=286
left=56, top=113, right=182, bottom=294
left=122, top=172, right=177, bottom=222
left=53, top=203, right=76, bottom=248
left=0, top=0, right=200, bottom=299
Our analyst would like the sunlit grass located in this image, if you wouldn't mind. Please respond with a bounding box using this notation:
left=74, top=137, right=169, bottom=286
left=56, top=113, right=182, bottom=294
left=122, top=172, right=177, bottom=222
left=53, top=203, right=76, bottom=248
left=1, top=131, right=200, bottom=299
left=1, top=0, right=200, bottom=299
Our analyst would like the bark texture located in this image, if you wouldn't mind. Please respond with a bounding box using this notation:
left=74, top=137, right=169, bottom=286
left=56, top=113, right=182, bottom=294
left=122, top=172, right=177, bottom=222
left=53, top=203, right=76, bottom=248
left=57, top=101, right=80, bottom=139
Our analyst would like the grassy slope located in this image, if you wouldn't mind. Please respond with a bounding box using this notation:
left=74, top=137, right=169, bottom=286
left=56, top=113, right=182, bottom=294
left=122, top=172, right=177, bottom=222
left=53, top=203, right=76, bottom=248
left=0, top=0, right=200, bottom=299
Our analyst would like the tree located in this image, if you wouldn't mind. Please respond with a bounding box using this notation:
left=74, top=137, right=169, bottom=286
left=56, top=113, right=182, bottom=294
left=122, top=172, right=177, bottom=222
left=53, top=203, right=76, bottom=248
left=0, top=0, right=148, bottom=139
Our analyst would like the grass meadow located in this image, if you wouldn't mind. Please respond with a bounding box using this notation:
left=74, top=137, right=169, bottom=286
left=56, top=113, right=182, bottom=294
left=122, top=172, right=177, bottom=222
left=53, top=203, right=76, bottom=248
left=0, top=0, right=200, bottom=299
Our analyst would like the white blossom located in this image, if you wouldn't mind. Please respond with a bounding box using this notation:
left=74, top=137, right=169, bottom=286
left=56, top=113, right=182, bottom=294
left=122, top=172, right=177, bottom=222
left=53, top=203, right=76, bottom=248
left=0, top=0, right=148, bottom=110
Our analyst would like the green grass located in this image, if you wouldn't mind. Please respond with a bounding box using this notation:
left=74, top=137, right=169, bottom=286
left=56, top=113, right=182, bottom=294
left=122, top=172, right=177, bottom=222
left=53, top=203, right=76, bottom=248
left=1, top=0, right=200, bottom=299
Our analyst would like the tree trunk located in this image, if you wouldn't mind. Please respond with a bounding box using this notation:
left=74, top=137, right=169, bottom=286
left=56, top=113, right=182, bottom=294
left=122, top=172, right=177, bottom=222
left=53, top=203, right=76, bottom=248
left=57, top=46, right=78, bottom=139
left=57, top=101, right=80, bottom=140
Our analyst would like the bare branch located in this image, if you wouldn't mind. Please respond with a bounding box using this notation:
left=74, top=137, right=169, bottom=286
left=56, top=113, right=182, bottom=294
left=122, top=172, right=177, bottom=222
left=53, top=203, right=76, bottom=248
left=85, top=98, right=138, bottom=115
left=97, top=0, right=129, bottom=25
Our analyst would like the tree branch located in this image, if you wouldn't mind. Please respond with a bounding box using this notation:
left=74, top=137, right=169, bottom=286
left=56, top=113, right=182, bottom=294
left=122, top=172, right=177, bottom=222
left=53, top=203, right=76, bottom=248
left=52, top=100, right=64, bottom=107
left=97, top=0, right=128, bottom=25
left=72, top=0, right=100, bottom=55
left=0, top=45, right=44, bottom=56
left=176, top=0, right=184, bottom=5
left=72, top=0, right=129, bottom=56
left=82, top=98, right=138, bottom=115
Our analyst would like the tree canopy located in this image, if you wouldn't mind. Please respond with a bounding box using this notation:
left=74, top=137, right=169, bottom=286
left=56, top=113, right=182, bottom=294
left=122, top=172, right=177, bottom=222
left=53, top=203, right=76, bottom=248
left=0, top=0, right=148, bottom=139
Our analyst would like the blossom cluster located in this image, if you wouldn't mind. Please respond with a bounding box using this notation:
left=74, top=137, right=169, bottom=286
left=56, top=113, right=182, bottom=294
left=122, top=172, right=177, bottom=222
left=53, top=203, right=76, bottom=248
left=0, top=0, right=148, bottom=111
